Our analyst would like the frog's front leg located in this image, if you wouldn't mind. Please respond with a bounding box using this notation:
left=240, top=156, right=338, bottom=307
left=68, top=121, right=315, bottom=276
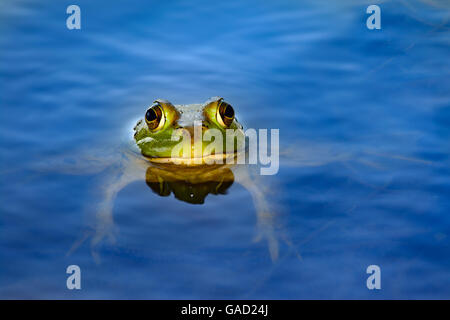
left=73, top=152, right=149, bottom=263
left=232, top=164, right=280, bottom=261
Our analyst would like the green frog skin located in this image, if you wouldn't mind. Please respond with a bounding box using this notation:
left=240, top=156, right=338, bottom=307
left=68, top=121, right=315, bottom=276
left=133, top=97, right=245, bottom=164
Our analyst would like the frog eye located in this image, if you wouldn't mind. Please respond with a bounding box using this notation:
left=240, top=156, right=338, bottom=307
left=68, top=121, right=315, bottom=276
left=145, top=103, right=165, bottom=131
left=217, top=101, right=235, bottom=127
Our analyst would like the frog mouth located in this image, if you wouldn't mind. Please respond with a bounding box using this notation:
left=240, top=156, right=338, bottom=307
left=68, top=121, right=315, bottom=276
left=145, top=152, right=240, bottom=166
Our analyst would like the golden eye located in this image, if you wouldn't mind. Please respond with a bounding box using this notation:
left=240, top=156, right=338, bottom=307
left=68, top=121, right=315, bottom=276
left=217, top=101, right=235, bottom=127
left=145, top=104, right=165, bottom=131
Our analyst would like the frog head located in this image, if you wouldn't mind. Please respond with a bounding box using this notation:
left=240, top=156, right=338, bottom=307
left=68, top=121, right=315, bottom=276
left=134, top=97, right=244, bottom=164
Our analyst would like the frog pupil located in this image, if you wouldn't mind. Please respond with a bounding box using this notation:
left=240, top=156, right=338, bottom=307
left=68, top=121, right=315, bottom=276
left=146, top=108, right=157, bottom=122
left=224, top=104, right=234, bottom=118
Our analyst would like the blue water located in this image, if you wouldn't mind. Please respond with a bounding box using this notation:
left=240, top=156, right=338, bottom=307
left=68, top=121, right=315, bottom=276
left=1, top=0, right=449, bottom=299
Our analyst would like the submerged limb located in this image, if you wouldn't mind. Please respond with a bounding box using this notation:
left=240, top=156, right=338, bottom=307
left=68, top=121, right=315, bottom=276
left=233, top=165, right=279, bottom=260
left=32, top=146, right=126, bottom=175
left=67, top=150, right=149, bottom=263
left=279, top=142, right=352, bottom=168
left=233, top=164, right=299, bottom=261
left=281, top=139, right=436, bottom=172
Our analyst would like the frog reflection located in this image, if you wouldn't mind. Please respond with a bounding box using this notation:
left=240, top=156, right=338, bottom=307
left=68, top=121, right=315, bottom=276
left=145, top=164, right=234, bottom=204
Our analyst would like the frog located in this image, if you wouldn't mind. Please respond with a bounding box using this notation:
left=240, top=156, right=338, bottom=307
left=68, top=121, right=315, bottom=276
left=69, top=97, right=285, bottom=263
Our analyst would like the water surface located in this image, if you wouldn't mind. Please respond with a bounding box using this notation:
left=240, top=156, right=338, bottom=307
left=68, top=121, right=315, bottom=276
left=0, top=0, right=449, bottom=299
